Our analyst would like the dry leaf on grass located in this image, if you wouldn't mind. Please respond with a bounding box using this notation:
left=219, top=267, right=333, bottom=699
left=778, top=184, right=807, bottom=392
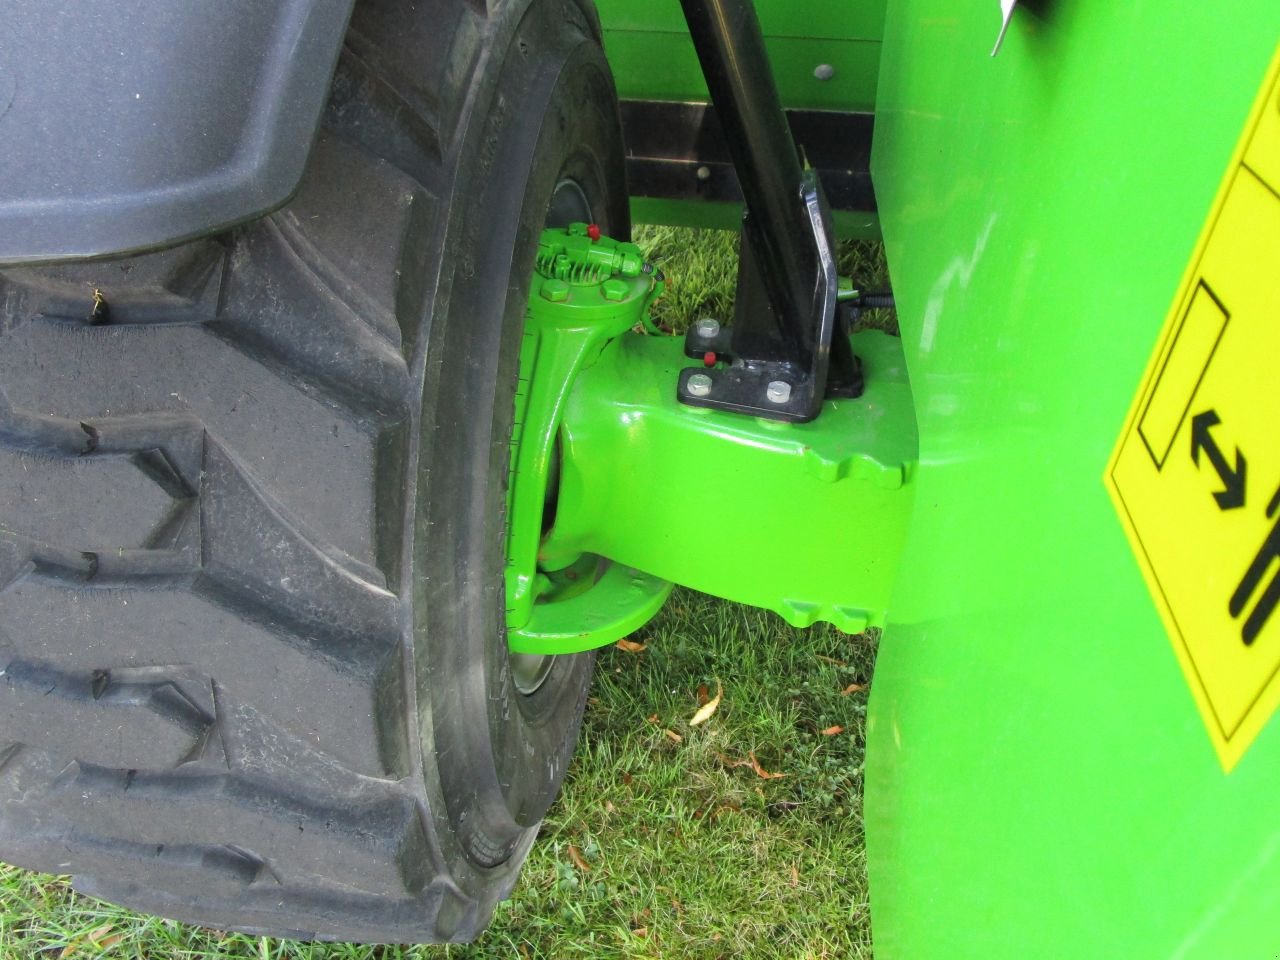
left=664, top=729, right=683, bottom=743
left=616, top=638, right=647, bottom=653
left=689, top=680, right=723, bottom=726
left=748, top=750, right=786, bottom=779
left=60, top=925, right=117, bottom=959
left=815, top=655, right=847, bottom=666
left=790, top=864, right=800, bottom=888
left=567, top=845, right=591, bottom=872
left=840, top=682, right=867, bottom=695
left=820, top=725, right=845, bottom=736
left=697, top=683, right=710, bottom=705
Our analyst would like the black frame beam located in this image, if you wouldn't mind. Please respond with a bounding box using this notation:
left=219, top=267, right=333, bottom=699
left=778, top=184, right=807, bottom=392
left=620, top=101, right=876, bottom=214
left=675, top=0, right=857, bottom=422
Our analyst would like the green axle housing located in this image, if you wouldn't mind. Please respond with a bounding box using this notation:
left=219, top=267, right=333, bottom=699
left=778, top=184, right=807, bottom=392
left=507, top=223, right=918, bottom=656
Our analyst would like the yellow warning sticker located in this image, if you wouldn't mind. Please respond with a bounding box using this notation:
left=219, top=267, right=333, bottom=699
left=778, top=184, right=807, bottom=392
left=1106, top=45, right=1280, bottom=771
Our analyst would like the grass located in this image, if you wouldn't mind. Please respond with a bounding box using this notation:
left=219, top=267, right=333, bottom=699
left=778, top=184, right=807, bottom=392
left=0, top=226, right=890, bottom=959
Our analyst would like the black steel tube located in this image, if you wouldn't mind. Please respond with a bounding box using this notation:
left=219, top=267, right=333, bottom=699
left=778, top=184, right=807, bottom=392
left=679, top=0, right=814, bottom=344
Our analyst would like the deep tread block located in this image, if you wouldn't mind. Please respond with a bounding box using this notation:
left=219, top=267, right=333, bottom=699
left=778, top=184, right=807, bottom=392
left=0, top=240, right=227, bottom=330
left=196, top=439, right=399, bottom=676
left=0, top=658, right=214, bottom=769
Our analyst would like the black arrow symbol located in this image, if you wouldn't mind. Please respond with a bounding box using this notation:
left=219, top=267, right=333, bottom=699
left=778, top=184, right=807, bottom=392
left=1190, top=409, right=1246, bottom=510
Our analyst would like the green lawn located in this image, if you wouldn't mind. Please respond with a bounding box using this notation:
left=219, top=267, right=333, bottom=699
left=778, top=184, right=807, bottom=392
left=0, top=227, right=889, bottom=960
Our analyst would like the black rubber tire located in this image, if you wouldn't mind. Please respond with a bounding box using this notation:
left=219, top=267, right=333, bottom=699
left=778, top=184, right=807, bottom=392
left=0, top=0, right=626, bottom=943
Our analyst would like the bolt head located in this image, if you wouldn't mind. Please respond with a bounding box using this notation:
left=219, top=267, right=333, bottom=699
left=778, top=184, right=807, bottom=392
left=686, top=373, right=713, bottom=398
left=601, top=278, right=628, bottom=302
left=766, top=380, right=792, bottom=404
left=540, top=279, right=569, bottom=302
left=694, top=317, right=721, bottom=340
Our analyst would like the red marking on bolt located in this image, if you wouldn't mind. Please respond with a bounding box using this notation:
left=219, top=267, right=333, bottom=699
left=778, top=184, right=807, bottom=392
left=587, top=223, right=602, bottom=241
left=703, top=351, right=716, bottom=367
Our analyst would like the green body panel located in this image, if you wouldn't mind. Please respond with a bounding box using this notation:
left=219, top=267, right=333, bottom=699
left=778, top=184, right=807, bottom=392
left=550, top=330, right=917, bottom=634
left=595, top=0, right=884, bottom=111
left=597, top=0, right=886, bottom=237
left=867, top=3, right=1280, bottom=957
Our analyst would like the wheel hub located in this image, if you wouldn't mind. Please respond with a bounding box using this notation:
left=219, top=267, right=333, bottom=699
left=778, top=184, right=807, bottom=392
left=504, top=222, right=673, bottom=658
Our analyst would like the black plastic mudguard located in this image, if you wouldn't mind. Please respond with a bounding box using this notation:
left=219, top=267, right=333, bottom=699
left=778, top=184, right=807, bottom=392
left=0, top=0, right=356, bottom=265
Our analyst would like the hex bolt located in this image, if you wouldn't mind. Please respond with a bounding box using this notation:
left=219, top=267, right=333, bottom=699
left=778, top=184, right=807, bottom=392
left=814, top=63, right=835, bottom=81
left=540, top=279, right=569, bottom=302
left=766, top=380, right=792, bottom=404
left=686, top=373, right=713, bottom=397
left=694, top=317, right=720, bottom=339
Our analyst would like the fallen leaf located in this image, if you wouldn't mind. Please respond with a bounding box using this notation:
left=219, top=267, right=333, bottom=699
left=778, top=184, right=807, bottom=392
left=820, top=725, right=844, bottom=736
left=616, top=638, right=646, bottom=653
left=748, top=750, right=786, bottom=779
left=790, top=865, right=800, bottom=888
left=689, top=680, right=723, bottom=726
left=568, top=845, right=591, bottom=872
left=88, top=926, right=114, bottom=943
left=841, top=682, right=867, bottom=695
left=646, top=713, right=659, bottom=725
left=98, top=934, right=125, bottom=950
left=58, top=941, right=82, bottom=960
left=697, top=683, right=710, bottom=706
left=664, top=729, right=683, bottom=743
left=605, top=800, right=616, bottom=814
left=815, top=655, right=847, bottom=666
left=632, top=927, right=649, bottom=938
left=708, top=802, right=739, bottom=821
left=622, top=772, right=633, bottom=786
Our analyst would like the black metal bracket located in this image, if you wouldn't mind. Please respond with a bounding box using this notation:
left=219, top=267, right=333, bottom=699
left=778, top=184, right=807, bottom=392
left=676, top=0, right=861, bottom=423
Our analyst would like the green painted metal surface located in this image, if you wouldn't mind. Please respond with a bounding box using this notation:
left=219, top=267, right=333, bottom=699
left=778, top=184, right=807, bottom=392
left=549, top=329, right=917, bottom=635
left=595, top=0, right=885, bottom=112
left=506, top=227, right=917, bottom=655
left=597, top=0, right=886, bottom=237
left=866, top=3, right=1280, bottom=957
left=506, top=224, right=672, bottom=655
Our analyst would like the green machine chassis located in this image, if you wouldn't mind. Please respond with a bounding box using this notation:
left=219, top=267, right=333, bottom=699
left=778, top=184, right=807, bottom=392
left=0, top=0, right=1276, bottom=952
left=865, top=5, right=1280, bottom=958
left=506, top=223, right=915, bottom=656
left=572, top=1, right=1280, bottom=956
